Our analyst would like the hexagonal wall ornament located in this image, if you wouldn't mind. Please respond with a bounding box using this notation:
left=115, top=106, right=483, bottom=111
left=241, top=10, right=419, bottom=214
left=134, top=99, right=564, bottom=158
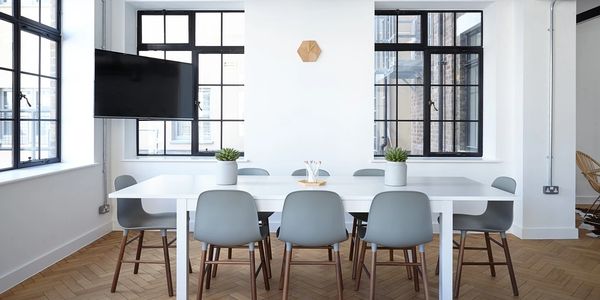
left=297, top=40, right=321, bottom=62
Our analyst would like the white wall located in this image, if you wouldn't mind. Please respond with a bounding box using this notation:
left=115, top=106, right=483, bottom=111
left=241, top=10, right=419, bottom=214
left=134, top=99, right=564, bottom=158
left=0, top=0, right=110, bottom=293
left=576, top=14, right=600, bottom=203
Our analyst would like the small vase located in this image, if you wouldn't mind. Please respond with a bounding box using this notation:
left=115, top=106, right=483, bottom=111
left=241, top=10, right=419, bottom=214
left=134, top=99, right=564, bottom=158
left=385, top=161, right=407, bottom=186
left=216, top=161, right=238, bottom=185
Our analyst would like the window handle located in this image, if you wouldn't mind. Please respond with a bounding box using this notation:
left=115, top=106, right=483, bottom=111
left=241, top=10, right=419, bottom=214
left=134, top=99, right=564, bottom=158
left=428, top=100, right=438, bottom=112
left=19, top=92, right=32, bottom=107
left=195, top=100, right=203, bottom=111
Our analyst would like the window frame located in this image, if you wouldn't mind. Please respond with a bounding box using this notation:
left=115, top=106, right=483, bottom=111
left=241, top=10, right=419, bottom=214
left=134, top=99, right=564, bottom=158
left=136, top=10, right=245, bottom=157
left=0, top=0, right=62, bottom=172
left=374, top=10, right=483, bottom=158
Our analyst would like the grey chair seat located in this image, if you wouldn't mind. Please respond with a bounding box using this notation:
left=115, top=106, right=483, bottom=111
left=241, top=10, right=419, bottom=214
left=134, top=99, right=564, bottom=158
left=452, top=213, right=507, bottom=232
left=122, top=212, right=177, bottom=230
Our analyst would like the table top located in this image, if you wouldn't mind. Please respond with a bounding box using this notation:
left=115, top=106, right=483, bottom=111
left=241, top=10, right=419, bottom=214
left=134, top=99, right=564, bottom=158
left=108, top=175, right=516, bottom=202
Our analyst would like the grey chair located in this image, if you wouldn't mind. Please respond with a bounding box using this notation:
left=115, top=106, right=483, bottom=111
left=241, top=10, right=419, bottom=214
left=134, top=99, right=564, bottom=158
left=354, top=191, right=433, bottom=300
left=350, top=169, right=412, bottom=281
left=194, top=190, right=270, bottom=300
left=291, top=168, right=331, bottom=176
left=278, top=191, right=348, bottom=300
left=111, top=175, right=189, bottom=297
left=439, top=176, right=519, bottom=298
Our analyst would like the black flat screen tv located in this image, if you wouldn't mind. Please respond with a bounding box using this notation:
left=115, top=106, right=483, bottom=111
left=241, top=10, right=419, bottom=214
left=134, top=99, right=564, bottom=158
left=94, top=49, right=194, bottom=119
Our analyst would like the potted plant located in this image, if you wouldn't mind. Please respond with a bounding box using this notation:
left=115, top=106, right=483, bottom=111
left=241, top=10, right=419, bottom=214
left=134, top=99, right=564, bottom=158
left=384, top=147, right=409, bottom=186
left=215, top=148, right=240, bottom=185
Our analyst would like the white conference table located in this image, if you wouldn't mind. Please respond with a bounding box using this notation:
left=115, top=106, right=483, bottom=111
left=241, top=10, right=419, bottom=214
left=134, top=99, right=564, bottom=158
left=108, top=175, right=516, bottom=300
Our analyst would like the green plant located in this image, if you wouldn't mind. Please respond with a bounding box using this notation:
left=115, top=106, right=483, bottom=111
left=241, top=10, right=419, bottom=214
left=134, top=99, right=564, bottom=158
left=385, top=147, right=408, bottom=162
left=215, top=148, right=240, bottom=161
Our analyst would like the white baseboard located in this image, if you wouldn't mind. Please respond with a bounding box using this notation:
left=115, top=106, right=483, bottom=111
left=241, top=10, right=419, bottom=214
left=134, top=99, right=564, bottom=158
left=576, top=195, right=599, bottom=204
left=510, top=224, right=578, bottom=239
left=0, top=221, right=113, bottom=294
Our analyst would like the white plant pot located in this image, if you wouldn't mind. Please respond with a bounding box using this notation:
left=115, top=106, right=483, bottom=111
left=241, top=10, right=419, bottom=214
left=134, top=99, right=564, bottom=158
left=385, top=161, right=407, bottom=186
left=216, top=161, right=238, bottom=185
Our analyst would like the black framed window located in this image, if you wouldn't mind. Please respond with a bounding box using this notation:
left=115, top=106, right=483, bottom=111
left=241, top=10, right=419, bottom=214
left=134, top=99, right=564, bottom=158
left=374, top=11, right=482, bottom=157
left=137, top=10, right=244, bottom=156
left=0, top=0, right=61, bottom=172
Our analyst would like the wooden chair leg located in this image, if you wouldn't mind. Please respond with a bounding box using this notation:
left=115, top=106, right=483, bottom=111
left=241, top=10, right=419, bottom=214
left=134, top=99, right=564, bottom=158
left=389, top=249, right=394, bottom=261
left=212, top=247, right=221, bottom=278
left=111, top=230, right=128, bottom=293
left=349, top=217, right=357, bottom=261
left=205, top=245, right=214, bottom=290
left=328, top=247, right=333, bottom=261
left=352, top=220, right=363, bottom=279
left=435, top=257, right=439, bottom=275
left=500, top=232, right=519, bottom=296
left=264, top=218, right=273, bottom=260
left=279, top=246, right=286, bottom=290
left=484, top=232, right=496, bottom=277
left=249, top=248, right=257, bottom=300
left=369, top=246, right=377, bottom=300
left=258, top=241, right=270, bottom=290
left=404, top=249, right=413, bottom=280
left=133, top=230, right=144, bottom=274
left=161, top=232, right=174, bottom=297
left=355, top=240, right=367, bottom=291
left=412, top=247, right=420, bottom=292
left=189, top=258, right=193, bottom=273
left=454, top=231, right=467, bottom=298
left=228, top=248, right=232, bottom=259
left=197, top=248, right=207, bottom=300
left=335, top=249, right=343, bottom=300
left=420, top=246, right=430, bottom=300
left=282, top=247, right=292, bottom=300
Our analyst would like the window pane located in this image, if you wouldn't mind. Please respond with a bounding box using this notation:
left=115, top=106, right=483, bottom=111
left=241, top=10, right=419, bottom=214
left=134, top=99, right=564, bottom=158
left=374, top=86, right=395, bottom=120
left=141, top=15, right=164, bottom=44
left=21, top=0, right=39, bottom=22
left=39, top=120, right=56, bottom=159
left=166, top=15, right=189, bottom=43
left=457, top=53, right=479, bottom=85
left=374, top=121, right=396, bottom=156
left=195, top=13, right=221, bottom=46
left=397, top=86, right=423, bottom=120
left=430, top=86, right=454, bottom=121
left=21, top=31, right=39, bottom=74
left=40, top=77, right=56, bottom=119
left=223, top=13, right=244, bottom=46
left=198, top=121, right=221, bottom=151
left=20, top=74, right=39, bottom=119
left=19, top=120, right=38, bottom=161
left=397, top=51, right=423, bottom=84
left=139, top=50, right=164, bottom=59
left=455, top=122, right=478, bottom=153
left=222, top=86, right=243, bottom=119
left=0, top=121, right=12, bottom=169
left=428, top=12, right=454, bottom=46
left=198, top=86, right=221, bottom=120
left=398, top=122, right=423, bottom=155
left=165, top=51, right=191, bottom=63
left=374, top=15, right=395, bottom=43
left=138, top=121, right=165, bottom=155
left=456, top=13, right=481, bottom=46
left=41, top=0, right=57, bottom=28
left=166, top=121, right=191, bottom=155
left=222, top=121, right=243, bottom=150
left=0, top=20, right=12, bottom=69
left=40, top=37, right=57, bottom=77
left=0, top=0, right=12, bottom=16
left=430, top=122, right=454, bottom=152
left=397, top=15, right=420, bottom=43
left=222, top=54, right=244, bottom=84
left=456, top=87, right=478, bottom=121
left=0, top=70, right=13, bottom=119
left=198, top=54, right=221, bottom=84
left=431, top=54, right=454, bottom=85
left=375, top=51, right=396, bottom=84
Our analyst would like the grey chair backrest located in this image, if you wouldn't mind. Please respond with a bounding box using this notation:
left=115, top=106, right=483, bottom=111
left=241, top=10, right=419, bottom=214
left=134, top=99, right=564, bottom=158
left=363, top=191, right=433, bottom=248
left=483, top=176, right=517, bottom=231
left=278, top=191, right=347, bottom=247
left=193, top=190, right=263, bottom=247
left=114, top=175, right=148, bottom=229
left=291, top=169, right=331, bottom=176
left=238, top=168, right=270, bottom=176
left=353, top=168, right=384, bottom=176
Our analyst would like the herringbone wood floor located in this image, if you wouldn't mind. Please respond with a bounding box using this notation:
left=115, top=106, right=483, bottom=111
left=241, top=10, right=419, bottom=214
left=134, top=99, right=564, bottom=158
left=2, top=228, right=600, bottom=300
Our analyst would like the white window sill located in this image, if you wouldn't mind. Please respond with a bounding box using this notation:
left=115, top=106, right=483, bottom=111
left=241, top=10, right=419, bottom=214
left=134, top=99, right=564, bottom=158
left=122, top=157, right=249, bottom=163
left=0, top=162, right=99, bottom=186
left=371, top=157, right=502, bottom=164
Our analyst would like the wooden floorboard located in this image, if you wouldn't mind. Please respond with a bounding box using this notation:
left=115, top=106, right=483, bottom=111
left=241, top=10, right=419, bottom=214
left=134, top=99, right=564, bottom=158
left=2, top=226, right=600, bottom=299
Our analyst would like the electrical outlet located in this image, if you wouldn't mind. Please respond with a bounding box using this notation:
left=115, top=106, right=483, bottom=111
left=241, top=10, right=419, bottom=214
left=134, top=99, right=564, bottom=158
left=543, top=186, right=559, bottom=194
left=98, top=204, right=111, bottom=214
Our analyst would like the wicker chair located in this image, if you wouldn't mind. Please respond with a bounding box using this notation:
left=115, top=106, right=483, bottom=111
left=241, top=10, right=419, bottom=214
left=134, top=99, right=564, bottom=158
left=576, top=151, right=600, bottom=221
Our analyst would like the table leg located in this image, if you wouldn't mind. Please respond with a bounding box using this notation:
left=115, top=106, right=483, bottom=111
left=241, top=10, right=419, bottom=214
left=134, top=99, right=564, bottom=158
left=438, top=201, right=453, bottom=300
left=176, top=198, right=189, bottom=300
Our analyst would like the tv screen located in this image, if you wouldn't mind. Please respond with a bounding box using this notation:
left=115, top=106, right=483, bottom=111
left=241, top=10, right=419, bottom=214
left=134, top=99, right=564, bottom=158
left=94, top=49, right=194, bottom=119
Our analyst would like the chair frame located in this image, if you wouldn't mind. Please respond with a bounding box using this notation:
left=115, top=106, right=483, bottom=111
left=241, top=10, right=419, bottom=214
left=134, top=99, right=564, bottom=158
left=576, top=151, right=600, bottom=221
